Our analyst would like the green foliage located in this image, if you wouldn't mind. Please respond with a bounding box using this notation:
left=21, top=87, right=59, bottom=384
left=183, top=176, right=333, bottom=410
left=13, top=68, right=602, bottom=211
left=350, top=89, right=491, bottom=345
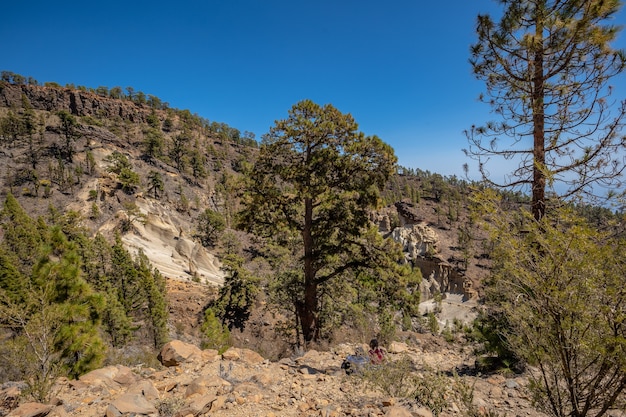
left=176, top=185, right=190, bottom=213
left=143, top=128, right=164, bottom=161
left=466, top=309, right=520, bottom=373
left=108, top=86, right=123, bottom=99
left=201, top=308, right=231, bottom=353
left=100, top=291, right=132, bottom=347
left=146, top=111, right=160, bottom=128
left=80, top=115, right=104, bottom=127
left=0, top=247, right=25, bottom=303
left=162, top=117, right=174, bottom=132
left=80, top=232, right=167, bottom=348
left=56, top=110, right=79, bottom=162
left=220, top=230, right=242, bottom=255
left=0, top=192, right=43, bottom=276
left=118, top=201, right=146, bottom=232
left=212, top=254, right=259, bottom=331
left=85, top=150, right=97, bottom=175
left=147, top=170, right=164, bottom=199
left=239, top=99, right=398, bottom=344
left=195, top=208, right=226, bottom=247
left=136, top=251, right=168, bottom=348
left=474, top=189, right=626, bottom=417
left=88, top=189, right=98, bottom=201
left=358, top=359, right=497, bottom=417
left=0, top=285, right=65, bottom=401
left=110, top=234, right=142, bottom=313
left=105, top=151, right=132, bottom=174
left=105, top=151, right=140, bottom=194
left=0, top=225, right=106, bottom=391
left=169, top=131, right=189, bottom=171
left=32, top=227, right=105, bottom=378
left=118, top=167, right=140, bottom=194
left=0, top=110, right=23, bottom=145
left=466, top=0, right=626, bottom=218
left=189, top=147, right=207, bottom=180
left=359, top=356, right=415, bottom=397
left=426, top=312, right=439, bottom=334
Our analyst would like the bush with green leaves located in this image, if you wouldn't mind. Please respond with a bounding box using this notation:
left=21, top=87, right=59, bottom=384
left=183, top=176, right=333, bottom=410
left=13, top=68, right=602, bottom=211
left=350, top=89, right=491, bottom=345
left=195, top=208, right=225, bottom=247
left=201, top=308, right=231, bottom=353
left=473, top=189, right=626, bottom=417
left=358, top=358, right=502, bottom=417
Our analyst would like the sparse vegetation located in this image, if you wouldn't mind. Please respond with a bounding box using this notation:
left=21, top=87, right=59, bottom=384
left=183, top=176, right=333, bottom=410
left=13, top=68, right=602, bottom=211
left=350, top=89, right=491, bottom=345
left=0, top=70, right=624, bottom=417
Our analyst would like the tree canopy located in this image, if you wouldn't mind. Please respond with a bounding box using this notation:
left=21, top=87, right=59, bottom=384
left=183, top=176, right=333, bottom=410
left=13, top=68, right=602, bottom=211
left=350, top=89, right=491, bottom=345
left=239, top=99, right=402, bottom=344
left=465, top=0, right=626, bottom=220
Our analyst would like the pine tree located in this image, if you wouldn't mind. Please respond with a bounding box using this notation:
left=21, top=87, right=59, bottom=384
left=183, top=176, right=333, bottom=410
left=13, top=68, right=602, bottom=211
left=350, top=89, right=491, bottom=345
left=136, top=251, right=168, bottom=348
left=212, top=254, right=259, bottom=331
left=110, top=234, right=141, bottom=314
left=0, top=192, right=43, bottom=275
left=32, top=227, right=105, bottom=378
left=240, top=100, right=398, bottom=343
left=465, top=0, right=626, bottom=220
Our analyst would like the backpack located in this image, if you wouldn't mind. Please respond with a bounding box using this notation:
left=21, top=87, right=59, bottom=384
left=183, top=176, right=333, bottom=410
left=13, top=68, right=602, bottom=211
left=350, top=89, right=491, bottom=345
left=341, top=354, right=368, bottom=375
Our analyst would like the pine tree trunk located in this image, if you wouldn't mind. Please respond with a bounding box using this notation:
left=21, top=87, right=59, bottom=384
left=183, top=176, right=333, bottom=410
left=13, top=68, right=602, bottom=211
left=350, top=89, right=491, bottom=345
left=532, top=7, right=546, bottom=222
left=300, top=196, right=318, bottom=344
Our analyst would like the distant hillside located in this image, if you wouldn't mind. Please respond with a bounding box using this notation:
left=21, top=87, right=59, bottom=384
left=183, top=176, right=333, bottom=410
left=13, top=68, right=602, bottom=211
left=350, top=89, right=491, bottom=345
left=0, top=76, right=498, bottom=361
left=0, top=79, right=260, bottom=284
left=0, top=77, right=490, bottom=291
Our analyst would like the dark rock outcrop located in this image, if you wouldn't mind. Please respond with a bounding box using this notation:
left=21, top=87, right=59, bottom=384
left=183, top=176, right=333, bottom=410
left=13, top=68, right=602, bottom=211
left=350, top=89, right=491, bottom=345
left=0, top=83, right=153, bottom=123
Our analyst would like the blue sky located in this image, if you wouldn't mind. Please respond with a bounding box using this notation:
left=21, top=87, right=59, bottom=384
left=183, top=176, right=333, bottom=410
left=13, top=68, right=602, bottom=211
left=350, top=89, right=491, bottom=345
left=2, top=1, right=625, bottom=180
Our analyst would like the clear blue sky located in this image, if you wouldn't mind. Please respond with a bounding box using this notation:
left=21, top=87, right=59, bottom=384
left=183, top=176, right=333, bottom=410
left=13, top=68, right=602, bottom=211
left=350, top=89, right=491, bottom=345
left=2, top=1, right=625, bottom=179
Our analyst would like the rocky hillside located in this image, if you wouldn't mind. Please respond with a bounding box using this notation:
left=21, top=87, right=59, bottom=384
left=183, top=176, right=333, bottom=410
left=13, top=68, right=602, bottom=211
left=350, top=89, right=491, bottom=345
left=0, top=80, right=516, bottom=416
left=1, top=337, right=547, bottom=417
left=0, top=81, right=253, bottom=285
left=0, top=80, right=486, bottom=308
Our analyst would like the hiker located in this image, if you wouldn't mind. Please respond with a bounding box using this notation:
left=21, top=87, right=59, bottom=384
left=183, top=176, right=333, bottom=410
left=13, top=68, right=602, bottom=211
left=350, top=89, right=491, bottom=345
left=368, top=338, right=385, bottom=365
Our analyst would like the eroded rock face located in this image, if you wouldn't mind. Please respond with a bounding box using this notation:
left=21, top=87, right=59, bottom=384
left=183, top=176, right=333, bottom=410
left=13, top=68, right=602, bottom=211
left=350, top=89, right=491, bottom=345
left=375, top=203, right=476, bottom=301
left=391, top=224, right=438, bottom=259
left=119, top=198, right=225, bottom=286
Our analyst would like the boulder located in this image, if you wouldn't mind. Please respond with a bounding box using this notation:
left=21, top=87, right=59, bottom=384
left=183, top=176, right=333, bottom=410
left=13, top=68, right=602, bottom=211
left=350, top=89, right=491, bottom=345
left=7, top=402, right=52, bottom=417
left=79, top=365, right=136, bottom=389
left=0, top=385, right=20, bottom=411
left=186, top=393, right=217, bottom=415
left=184, top=375, right=230, bottom=398
left=220, top=347, right=261, bottom=364
left=158, top=340, right=202, bottom=367
left=106, top=393, right=157, bottom=416
left=385, top=406, right=414, bottom=417
left=221, top=347, right=240, bottom=361
left=239, top=348, right=265, bottom=364
left=127, top=380, right=160, bottom=400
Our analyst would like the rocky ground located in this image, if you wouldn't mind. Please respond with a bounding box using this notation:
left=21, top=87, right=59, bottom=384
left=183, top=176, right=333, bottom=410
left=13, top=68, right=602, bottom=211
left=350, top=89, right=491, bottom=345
left=2, top=336, right=548, bottom=417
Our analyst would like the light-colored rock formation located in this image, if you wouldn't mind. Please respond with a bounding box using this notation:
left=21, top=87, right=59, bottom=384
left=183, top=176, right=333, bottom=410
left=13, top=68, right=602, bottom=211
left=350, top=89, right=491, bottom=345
left=120, top=198, right=225, bottom=286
